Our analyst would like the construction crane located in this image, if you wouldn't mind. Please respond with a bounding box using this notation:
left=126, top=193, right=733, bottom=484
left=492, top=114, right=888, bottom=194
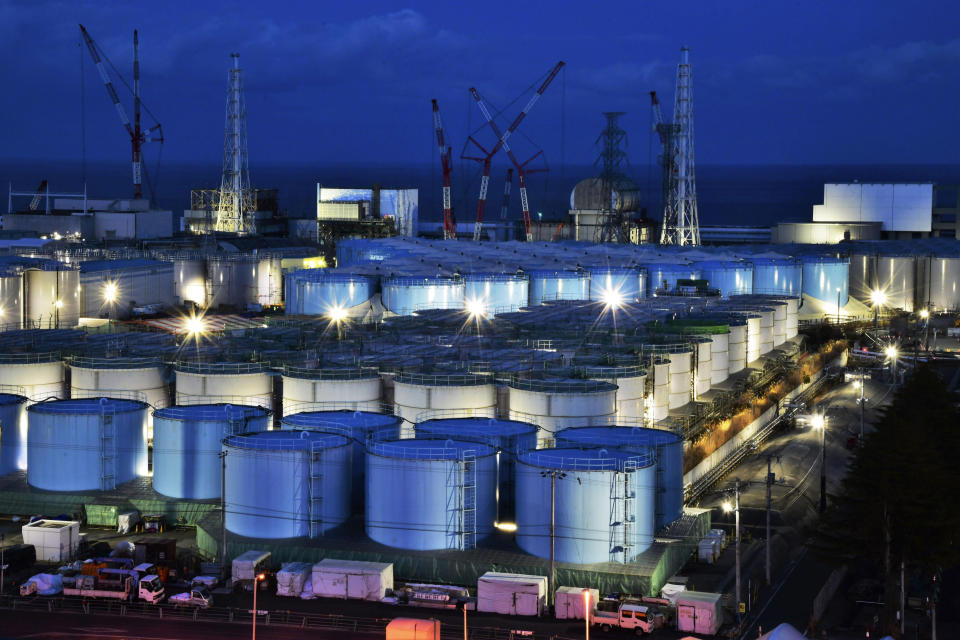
left=28, top=180, right=48, bottom=211
left=465, top=61, right=564, bottom=242
left=79, top=24, right=163, bottom=201
left=499, top=169, right=513, bottom=223
left=432, top=99, right=456, bottom=240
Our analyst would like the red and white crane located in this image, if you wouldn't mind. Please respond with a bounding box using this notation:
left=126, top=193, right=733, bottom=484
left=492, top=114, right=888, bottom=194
left=79, top=24, right=163, bottom=201
left=499, top=168, right=513, bottom=223
left=467, top=61, right=564, bottom=242
left=432, top=99, right=456, bottom=240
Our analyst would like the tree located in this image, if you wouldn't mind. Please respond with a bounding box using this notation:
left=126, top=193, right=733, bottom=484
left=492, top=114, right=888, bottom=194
left=811, top=365, right=960, bottom=635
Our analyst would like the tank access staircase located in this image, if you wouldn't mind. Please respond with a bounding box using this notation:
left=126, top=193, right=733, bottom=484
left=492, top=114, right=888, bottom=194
left=308, top=442, right=324, bottom=538
left=609, top=461, right=638, bottom=563
left=447, top=450, right=478, bottom=551
left=99, top=404, right=117, bottom=491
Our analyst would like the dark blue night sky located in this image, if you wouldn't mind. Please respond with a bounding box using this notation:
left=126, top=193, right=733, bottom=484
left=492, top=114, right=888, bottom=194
left=2, top=0, right=959, bottom=171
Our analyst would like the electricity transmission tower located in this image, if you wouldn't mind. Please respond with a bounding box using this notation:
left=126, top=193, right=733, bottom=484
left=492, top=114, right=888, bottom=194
left=215, top=53, right=254, bottom=234
left=659, top=47, right=700, bottom=246
left=594, top=112, right=633, bottom=243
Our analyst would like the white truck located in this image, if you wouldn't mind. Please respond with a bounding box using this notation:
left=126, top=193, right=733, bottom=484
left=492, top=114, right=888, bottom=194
left=592, top=602, right=659, bottom=635
left=170, top=585, right=213, bottom=609
left=62, top=572, right=164, bottom=603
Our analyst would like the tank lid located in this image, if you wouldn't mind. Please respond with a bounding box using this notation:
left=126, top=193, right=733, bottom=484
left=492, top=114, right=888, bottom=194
left=27, top=397, right=147, bottom=415
left=394, top=372, right=493, bottom=387
left=223, top=429, right=349, bottom=451
left=367, top=438, right=495, bottom=460
left=0, top=393, right=28, bottom=406
left=282, top=410, right=401, bottom=432
left=518, top=447, right=653, bottom=471
left=578, top=365, right=646, bottom=379
left=155, top=403, right=272, bottom=421
left=415, top=417, right=538, bottom=438
left=282, top=366, right=379, bottom=381
left=556, top=425, right=681, bottom=447
left=69, top=356, right=163, bottom=370
left=508, top=378, right=617, bottom=393
left=175, top=361, right=266, bottom=375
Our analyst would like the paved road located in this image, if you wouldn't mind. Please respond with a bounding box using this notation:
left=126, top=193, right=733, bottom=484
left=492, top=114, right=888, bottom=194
left=0, top=610, right=382, bottom=640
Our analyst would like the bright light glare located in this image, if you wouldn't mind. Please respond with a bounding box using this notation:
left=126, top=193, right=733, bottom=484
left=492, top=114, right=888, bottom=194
left=327, top=305, right=348, bottom=323
left=103, top=282, right=118, bottom=303
left=920, top=309, right=929, bottom=319
left=722, top=501, right=733, bottom=513
left=601, top=288, right=625, bottom=310
left=494, top=521, right=517, bottom=532
left=185, top=315, right=206, bottom=335
left=870, top=289, right=886, bottom=307
left=810, top=414, right=826, bottom=431
left=256, top=573, right=266, bottom=581
left=884, top=345, right=898, bottom=360
left=54, top=299, right=63, bottom=309
left=465, top=297, right=487, bottom=318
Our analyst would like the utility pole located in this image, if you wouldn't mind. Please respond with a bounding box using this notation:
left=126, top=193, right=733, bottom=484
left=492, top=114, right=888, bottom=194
left=858, top=371, right=865, bottom=445
left=220, top=450, right=228, bottom=574
left=819, top=415, right=827, bottom=514
left=765, top=455, right=779, bottom=585
left=735, top=478, right=741, bottom=619
left=541, top=469, right=565, bottom=607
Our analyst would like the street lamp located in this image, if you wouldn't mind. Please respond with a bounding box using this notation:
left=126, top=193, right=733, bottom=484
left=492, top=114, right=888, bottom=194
left=252, top=572, right=266, bottom=640
left=583, top=588, right=591, bottom=640
left=870, top=289, right=886, bottom=329
left=722, top=478, right=742, bottom=620
left=885, top=345, right=898, bottom=381
left=103, top=282, right=118, bottom=304
left=327, top=304, right=348, bottom=340
left=540, top=469, right=567, bottom=606
left=812, top=412, right=827, bottom=513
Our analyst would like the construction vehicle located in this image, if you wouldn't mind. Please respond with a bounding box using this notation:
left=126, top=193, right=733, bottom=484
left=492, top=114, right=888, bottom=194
left=63, top=570, right=164, bottom=603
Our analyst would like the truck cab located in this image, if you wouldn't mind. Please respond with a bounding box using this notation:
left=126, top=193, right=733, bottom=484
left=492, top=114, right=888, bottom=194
left=593, top=603, right=656, bottom=635
left=138, top=575, right=165, bottom=604
left=171, top=586, right=213, bottom=608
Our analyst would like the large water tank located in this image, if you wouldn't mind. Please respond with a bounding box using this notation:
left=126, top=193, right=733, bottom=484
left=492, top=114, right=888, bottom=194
left=172, top=256, right=208, bottom=306
left=24, top=266, right=80, bottom=328
left=710, top=330, right=730, bottom=384
left=207, top=256, right=258, bottom=309
left=175, top=362, right=273, bottom=408
left=849, top=253, right=874, bottom=306
left=555, top=426, right=683, bottom=530
left=587, top=266, right=644, bottom=303
left=27, top=398, right=148, bottom=491
left=281, top=367, right=381, bottom=415
left=694, top=261, right=753, bottom=298
left=644, top=263, right=700, bottom=296
left=414, top=417, right=538, bottom=522
left=281, top=410, right=402, bottom=507
left=0, top=393, right=28, bottom=475
left=256, top=256, right=284, bottom=307
left=926, top=256, right=960, bottom=310
left=727, top=321, right=748, bottom=374
left=647, top=358, right=670, bottom=423
left=526, top=269, right=590, bottom=306
left=667, top=349, right=693, bottom=409
left=224, top=430, right=352, bottom=539
left=0, top=353, right=65, bottom=401
left=515, top=447, right=656, bottom=564
left=393, top=373, right=496, bottom=436
left=581, top=365, right=646, bottom=423
left=0, top=268, right=23, bottom=330
left=70, top=357, right=169, bottom=440
left=692, top=338, right=712, bottom=398
left=284, top=271, right=378, bottom=315
left=462, top=273, right=529, bottom=314
left=801, top=256, right=849, bottom=305
left=381, top=275, right=464, bottom=315
left=153, top=404, right=270, bottom=499
left=365, top=439, right=498, bottom=550
left=508, top=379, right=617, bottom=446
left=751, top=258, right=802, bottom=296
left=876, top=255, right=916, bottom=312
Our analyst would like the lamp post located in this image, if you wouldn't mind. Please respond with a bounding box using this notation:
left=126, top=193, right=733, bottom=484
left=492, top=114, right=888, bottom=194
left=1, top=533, right=5, bottom=595
left=541, top=469, right=566, bottom=607
left=885, top=345, right=898, bottom=383
left=811, top=413, right=827, bottom=513
left=583, top=588, right=591, bottom=640
left=870, top=289, right=886, bottom=330
left=252, top=572, right=266, bottom=640
left=722, top=479, right=742, bottom=619
left=836, top=287, right=841, bottom=325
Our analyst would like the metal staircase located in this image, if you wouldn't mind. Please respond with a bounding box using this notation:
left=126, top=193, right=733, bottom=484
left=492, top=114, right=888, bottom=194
left=308, top=443, right=324, bottom=538
left=446, top=451, right=478, bottom=550
left=609, top=463, right=638, bottom=563
left=99, top=405, right=117, bottom=491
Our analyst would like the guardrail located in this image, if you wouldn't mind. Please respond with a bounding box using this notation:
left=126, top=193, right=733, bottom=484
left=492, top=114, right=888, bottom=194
left=0, top=595, right=531, bottom=640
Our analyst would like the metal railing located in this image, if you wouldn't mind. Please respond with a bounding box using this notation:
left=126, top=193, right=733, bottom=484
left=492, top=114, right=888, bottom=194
left=394, top=371, right=493, bottom=387
left=175, top=361, right=266, bottom=375
left=282, top=366, right=379, bottom=380
left=508, top=378, right=616, bottom=393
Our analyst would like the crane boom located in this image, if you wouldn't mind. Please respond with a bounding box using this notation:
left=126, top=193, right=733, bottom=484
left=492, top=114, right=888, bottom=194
left=432, top=99, right=456, bottom=240
left=650, top=91, right=667, bottom=144
left=499, top=168, right=513, bottom=221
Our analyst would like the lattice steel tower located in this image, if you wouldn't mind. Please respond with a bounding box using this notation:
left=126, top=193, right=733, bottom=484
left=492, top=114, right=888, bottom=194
left=594, top=112, right=632, bottom=243
left=659, top=47, right=700, bottom=246
left=215, top=53, right=254, bottom=234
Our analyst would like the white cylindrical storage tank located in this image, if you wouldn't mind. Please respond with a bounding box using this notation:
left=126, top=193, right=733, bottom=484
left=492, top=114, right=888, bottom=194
left=281, top=367, right=381, bottom=415
left=727, top=320, right=748, bottom=374
left=392, top=373, right=496, bottom=437
left=876, top=255, right=916, bottom=312
left=0, top=353, right=65, bottom=401
left=927, top=256, right=960, bottom=311
left=175, top=362, right=273, bottom=409
left=770, top=301, right=788, bottom=346
left=0, top=268, right=23, bottom=330
left=27, top=398, right=148, bottom=491
left=207, top=256, right=258, bottom=309
left=784, top=298, right=799, bottom=339
left=750, top=308, right=775, bottom=355
left=365, top=439, right=498, bottom=550
left=284, top=271, right=378, bottom=316
left=256, top=256, right=284, bottom=307
left=224, top=430, right=351, bottom=539
left=525, top=269, right=590, bottom=306
left=648, top=358, right=670, bottom=423
left=694, top=261, right=753, bottom=298
left=581, top=365, right=646, bottom=423
left=555, top=426, right=683, bottom=530
left=693, top=338, right=712, bottom=398
left=153, top=404, right=271, bottom=499
left=849, top=253, right=875, bottom=305
left=0, top=393, right=28, bottom=475
left=173, top=256, right=207, bottom=306
left=587, top=266, right=643, bottom=302
left=381, top=275, right=465, bottom=315
left=462, top=272, right=529, bottom=314
left=801, top=256, right=850, bottom=306
left=507, top=379, right=617, bottom=447
left=24, top=266, right=80, bottom=328
left=515, top=448, right=656, bottom=564
left=644, top=263, right=700, bottom=296
left=667, top=349, right=692, bottom=409
left=751, top=258, right=802, bottom=296
left=709, top=330, right=730, bottom=384
left=69, top=357, right=169, bottom=440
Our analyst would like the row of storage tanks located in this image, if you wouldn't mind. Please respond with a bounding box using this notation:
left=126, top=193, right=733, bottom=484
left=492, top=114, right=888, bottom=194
left=286, top=257, right=827, bottom=317
left=0, top=392, right=683, bottom=566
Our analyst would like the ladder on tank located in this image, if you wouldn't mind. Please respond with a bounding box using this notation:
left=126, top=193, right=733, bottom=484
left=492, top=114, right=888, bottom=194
left=99, top=405, right=117, bottom=491
left=307, top=442, right=324, bottom=538
left=447, top=451, right=478, bottom=550
left=608, top=462, right=638, bottom=563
